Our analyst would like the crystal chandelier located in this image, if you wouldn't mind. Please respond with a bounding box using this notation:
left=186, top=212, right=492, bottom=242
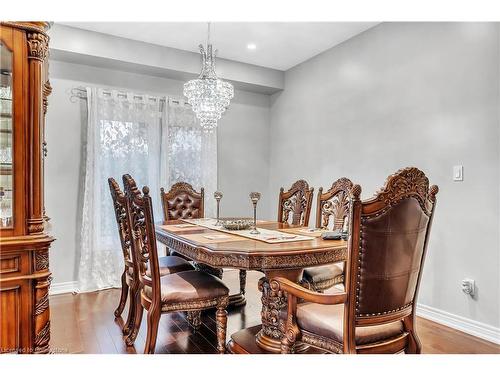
left=184, top=23, right=234, bottom=131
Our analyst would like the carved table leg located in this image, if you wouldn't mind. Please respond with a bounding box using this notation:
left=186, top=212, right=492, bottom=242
left=255, top=269, right=308, bottom=353
left=239, top=270, right=247, bottom=295
left=186, top=310, right=202, bottom=330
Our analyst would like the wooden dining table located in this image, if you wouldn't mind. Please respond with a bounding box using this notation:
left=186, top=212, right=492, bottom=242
left=155, top=219, right=347, bottom=354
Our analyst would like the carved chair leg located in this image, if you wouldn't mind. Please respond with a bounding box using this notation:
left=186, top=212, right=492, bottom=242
left=406, top=333, right=422, bottom=354
left=403, top=316, right=422, bottom=354
left=281, top=293, right=299, bottom=354
left=186, top=310, right=202, bottom=330
left=125, top=289, right=143, bottom=346
left=216, top=306, right=228, bottom=354
left=281, top=337, right=292, bottom=354
left=114, top=270, right=129, bottom=317
left=144, top=307, right=161, bottom=354
left=239, top=270, right=247, bottom=295
left=280, top=324, right=300, bottom=354
left=123, top=285, right=136, bottom=335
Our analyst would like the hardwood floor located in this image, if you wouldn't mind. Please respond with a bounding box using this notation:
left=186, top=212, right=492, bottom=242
left=50, top=270, right=500, bottom=354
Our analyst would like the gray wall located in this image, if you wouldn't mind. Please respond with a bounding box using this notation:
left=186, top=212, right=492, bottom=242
left=269, top=23, right=500, bottom=328
left=45, top=22, right=500, bottom=332
left=46, top=60, right=271, bottom=285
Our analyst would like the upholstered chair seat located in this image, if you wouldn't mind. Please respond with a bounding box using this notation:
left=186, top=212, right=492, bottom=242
left=143, top=270, right=229, bottom=306
left=296, top=302, right=404, bottom=345
left=302, top=263, right=344, bottom=290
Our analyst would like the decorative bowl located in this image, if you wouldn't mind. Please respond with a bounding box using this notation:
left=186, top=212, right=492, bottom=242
left=220, top=217, right=253, bottom=231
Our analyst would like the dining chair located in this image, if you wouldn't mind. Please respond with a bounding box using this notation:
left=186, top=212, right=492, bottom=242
left=108, top=177, right=195, bottom=345
left=125, top=175, right=229, bottom=354
left=272, top=167, right=439, bottom=354
left=161, top=181, right=247, bottom=305
left=301, top=178, right=353, bottom=292
left=277, top=179, right=314, bottom=226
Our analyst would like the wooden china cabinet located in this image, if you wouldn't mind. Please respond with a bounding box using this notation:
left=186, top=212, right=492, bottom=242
left=0, top=22, right=54, bottom=354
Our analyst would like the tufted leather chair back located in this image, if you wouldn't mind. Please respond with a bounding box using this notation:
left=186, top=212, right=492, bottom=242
left=278, top=179, right=314, bottom=226
left=160, top=182, right=204, bottom=221
left=346, top=168, right=438, bottom=327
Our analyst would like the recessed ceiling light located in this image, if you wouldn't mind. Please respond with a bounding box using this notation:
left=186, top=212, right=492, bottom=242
left=247, top=43, right=257, bottom=50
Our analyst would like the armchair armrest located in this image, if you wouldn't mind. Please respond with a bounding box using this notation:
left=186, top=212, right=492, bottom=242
left=270, top=277, right=347, bottom=305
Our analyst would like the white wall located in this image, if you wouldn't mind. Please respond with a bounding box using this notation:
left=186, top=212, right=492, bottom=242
left=45, top=60, right=271, bottom=285
left=269, top=22, right=500, bottom=329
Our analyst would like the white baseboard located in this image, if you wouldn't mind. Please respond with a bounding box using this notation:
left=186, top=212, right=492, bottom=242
left=417, top=303, right=500, bottom=345
left=49, top=281, right=78, bottom=295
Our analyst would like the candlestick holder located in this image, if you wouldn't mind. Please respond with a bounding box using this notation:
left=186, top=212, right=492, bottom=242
left=214, top=191, right=223, bottom=225
left=249, top=192, right=261, bottom=235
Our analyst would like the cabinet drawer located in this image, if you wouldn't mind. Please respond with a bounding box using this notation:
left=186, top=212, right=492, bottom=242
left=0, top=251, right=29, bottom=278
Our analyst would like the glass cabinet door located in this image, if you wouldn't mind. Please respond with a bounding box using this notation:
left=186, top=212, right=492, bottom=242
left=0, top=42, right=13, bottom=228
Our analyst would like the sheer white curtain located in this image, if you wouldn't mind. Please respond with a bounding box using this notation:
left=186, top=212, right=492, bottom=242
left=161, top=98, right=217, bottom=217
left=78, top=88, right=165, bottom=292
left=78, top=89, right=217, bottom=292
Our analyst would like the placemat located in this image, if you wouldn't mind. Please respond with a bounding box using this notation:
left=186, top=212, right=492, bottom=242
left=181, top=218, right=314, bottom=244
left=279, top=227, right=326, bottom=238
left=160, top=223, right=202, bottom=232
left=181, top=232, right=248, bottom=244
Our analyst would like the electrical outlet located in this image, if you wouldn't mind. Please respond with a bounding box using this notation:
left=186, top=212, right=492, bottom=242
left=461, top=279, right=475, bottom=296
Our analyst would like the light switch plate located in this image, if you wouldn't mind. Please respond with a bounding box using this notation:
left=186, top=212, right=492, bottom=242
left=453, top=165, right=463, bottom=181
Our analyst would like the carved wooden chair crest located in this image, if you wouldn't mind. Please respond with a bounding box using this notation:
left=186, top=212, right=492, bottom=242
left=278, top=179, right=314, bottom=226
left=272, top=167, right=439, bottom=354
left=316, top=177, right=353, bottom=230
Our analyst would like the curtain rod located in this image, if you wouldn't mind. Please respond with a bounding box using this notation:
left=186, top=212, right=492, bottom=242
left=69, top=86, right=190, bottom=106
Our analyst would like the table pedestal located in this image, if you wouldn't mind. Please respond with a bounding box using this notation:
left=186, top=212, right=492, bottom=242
left=227, top=325, right=323, bottom=354
left=253, top=270, right=308, bottom=353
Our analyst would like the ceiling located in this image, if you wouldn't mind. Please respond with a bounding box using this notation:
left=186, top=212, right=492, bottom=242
left=59, top=22, right=378, bottom=71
